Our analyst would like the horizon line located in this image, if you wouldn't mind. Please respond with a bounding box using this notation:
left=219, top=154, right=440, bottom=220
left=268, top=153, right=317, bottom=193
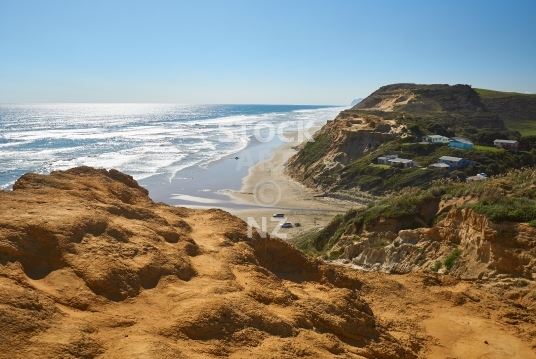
left=0, top=102, right=347, bottom=107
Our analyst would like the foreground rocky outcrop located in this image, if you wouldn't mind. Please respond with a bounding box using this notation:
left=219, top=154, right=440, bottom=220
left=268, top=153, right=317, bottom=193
left=0, top=167, right=414, bottom=358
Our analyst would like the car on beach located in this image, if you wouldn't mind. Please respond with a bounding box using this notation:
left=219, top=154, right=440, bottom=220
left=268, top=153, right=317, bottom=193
left=272, top=213, right=285, bottom=218
left=279, top=222, right=293, bottom=228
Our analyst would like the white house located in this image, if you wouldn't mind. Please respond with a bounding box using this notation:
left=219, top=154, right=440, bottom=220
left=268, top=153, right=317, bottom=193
left=377, top=154, right=399, bottom=165
left=493, top=139, right=519, bottom=151
left=388, top=158, right=415, bottom=168
left=467, top=173, right=488, bottom=181
left=424, top=134, right=450, bottom=144
left=377, top=154, right=415, bottom=168
left=429, top=162, right=450, bottom=169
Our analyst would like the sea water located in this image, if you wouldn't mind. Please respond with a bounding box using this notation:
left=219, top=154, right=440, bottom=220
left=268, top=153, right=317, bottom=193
left=0, top=104, right=343, bottom=194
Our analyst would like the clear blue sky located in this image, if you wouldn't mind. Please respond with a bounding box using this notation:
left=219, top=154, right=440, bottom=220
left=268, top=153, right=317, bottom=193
left=1, top=0, right=535, bottom=104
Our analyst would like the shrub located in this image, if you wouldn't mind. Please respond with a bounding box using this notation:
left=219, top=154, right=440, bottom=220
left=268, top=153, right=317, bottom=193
left=444, top=248, right=461, bottom=270
left=361, top=188, right=438, bottom=226
left=297, top=133, right=331, bottom=167
left=470, top=197, right=536, bottom=222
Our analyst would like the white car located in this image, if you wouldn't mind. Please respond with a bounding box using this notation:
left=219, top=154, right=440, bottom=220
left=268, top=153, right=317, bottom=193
left=279, top=222, right=293, bottom=228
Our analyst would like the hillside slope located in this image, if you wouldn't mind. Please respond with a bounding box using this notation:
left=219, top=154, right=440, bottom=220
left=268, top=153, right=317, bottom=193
left=0, top=167, right=415, bottom=358
left=290, top=168, right=536, bottom=354
left=477, top=88, right=536, bottom=136
left=354, top=83, right=486, bottom=113
left=287, top=84, right=536, bottom=195
left=291, top=168, right=536, bottom=280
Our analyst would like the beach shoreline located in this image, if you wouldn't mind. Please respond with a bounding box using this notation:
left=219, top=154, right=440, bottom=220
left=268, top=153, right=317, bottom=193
left=225, top=129, right=358, bottom=238
left=136, top=115, right=357, bottom=238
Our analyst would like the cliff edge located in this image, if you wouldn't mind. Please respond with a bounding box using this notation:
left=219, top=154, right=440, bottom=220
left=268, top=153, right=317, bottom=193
left=0, top=167, right=412, bottom=358
left=287, top=83, right=535, bottom=196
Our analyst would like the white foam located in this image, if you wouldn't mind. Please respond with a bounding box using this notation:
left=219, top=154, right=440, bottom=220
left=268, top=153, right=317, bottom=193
left=169, top=194, right=222, bottom=204
left=0, top=104, right=343, bottom=188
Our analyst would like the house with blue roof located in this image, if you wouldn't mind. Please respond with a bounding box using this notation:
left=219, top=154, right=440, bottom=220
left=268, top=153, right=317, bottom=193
left=438, top=155, right=470, bottom=168
left=448, top=137, right=474, bottom=150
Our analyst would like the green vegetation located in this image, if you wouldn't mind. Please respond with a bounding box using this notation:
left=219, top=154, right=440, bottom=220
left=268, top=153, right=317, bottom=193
left=444, top=248, right=462, bottom=271
left=290, top=229, right=323, bottom=255
left=504, top=119, right=536, bottom=136
left=290, top=85, right=536, bottom=260
left=333, top=139, right=536, bottom=195
left=293, top=84, right=536, bottom=196
left=359, top=187, right=438, bottom=226
left=297, top=133, right=331, bottom=167
left=368, top=163, right=391, bottom=170
left=291, top=187, right=442, bottom=256
left=474, top=145, right=505, bottom=154
left=470, top=197, right=536, bottom=223
left=477, top=87, right=536, bottom=135
left=290, top=209, right=358, bottom=255
left=292, top=168, right=536, bottom=258
left=474, top=88, right=529, bottom=99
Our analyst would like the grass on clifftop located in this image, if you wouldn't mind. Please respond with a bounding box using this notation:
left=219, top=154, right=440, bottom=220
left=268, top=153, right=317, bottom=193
left=504, top=119, right=536, bottom=137
left=292, top=168, right=536, bottom=257
left=470, top=197, right=536, bottom=223
left=475, top=88, right=532, bottom=99
left=291, top=187, right=440, bottom=256
left=473, top=145, right=505, bottom=154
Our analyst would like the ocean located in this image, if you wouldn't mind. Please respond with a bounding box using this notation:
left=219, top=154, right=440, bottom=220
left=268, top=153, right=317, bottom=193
left=0, top=104, right=343, bottom=198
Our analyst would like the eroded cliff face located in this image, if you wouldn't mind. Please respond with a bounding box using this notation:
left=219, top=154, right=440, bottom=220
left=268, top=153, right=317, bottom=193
left=287, top=113, right=405, bottom=191
left=0, top=167, right=415, bottom=358
left=286, top=83, right=509, bottom=194
left=334, top=207, right=536, bottom=282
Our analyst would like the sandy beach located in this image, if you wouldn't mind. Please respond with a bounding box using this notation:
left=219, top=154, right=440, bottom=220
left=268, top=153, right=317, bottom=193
left=139, top=120, right=358, bottom=239
left=226, top=131, right=358, bottom=238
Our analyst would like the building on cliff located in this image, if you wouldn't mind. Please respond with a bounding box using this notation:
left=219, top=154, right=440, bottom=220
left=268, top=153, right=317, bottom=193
left=377, top=154, right=399, bottom=165
left=377, top=155, right=415, bottom=168
left=467, top=173, right=488, bottom=181
left=429, top=162, right=450, bottom=169
left=424, top=134, right=450, bottom=144
left=389, top=158, right=415, bottom=168
left=448, top=137, right=474, bottom=150
left=494, top=139, right=519, bottom=151
left=438, top=155, right=470, bottom=168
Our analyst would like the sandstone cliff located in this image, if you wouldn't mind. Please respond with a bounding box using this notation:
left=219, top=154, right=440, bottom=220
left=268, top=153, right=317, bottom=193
left=294, top=168, right=536, bottom=283
left=286, top=83, right=534, bottom=196
left=286, top=114, right=405, bottom=191
left=0, top=167, right=414, bottom=358
left=337, top=208, right=536, bottom=281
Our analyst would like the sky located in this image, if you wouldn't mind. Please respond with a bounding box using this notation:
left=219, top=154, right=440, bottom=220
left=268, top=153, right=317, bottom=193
left=1, top=0, right=535, bottom=104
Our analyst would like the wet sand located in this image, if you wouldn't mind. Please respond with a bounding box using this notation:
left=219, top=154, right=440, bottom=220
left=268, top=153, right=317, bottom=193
left=226, top=133, right=357, bottom=238
left=139, top=136, right=285, bottom=208
left=141, top=126, right=359, bottom=238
